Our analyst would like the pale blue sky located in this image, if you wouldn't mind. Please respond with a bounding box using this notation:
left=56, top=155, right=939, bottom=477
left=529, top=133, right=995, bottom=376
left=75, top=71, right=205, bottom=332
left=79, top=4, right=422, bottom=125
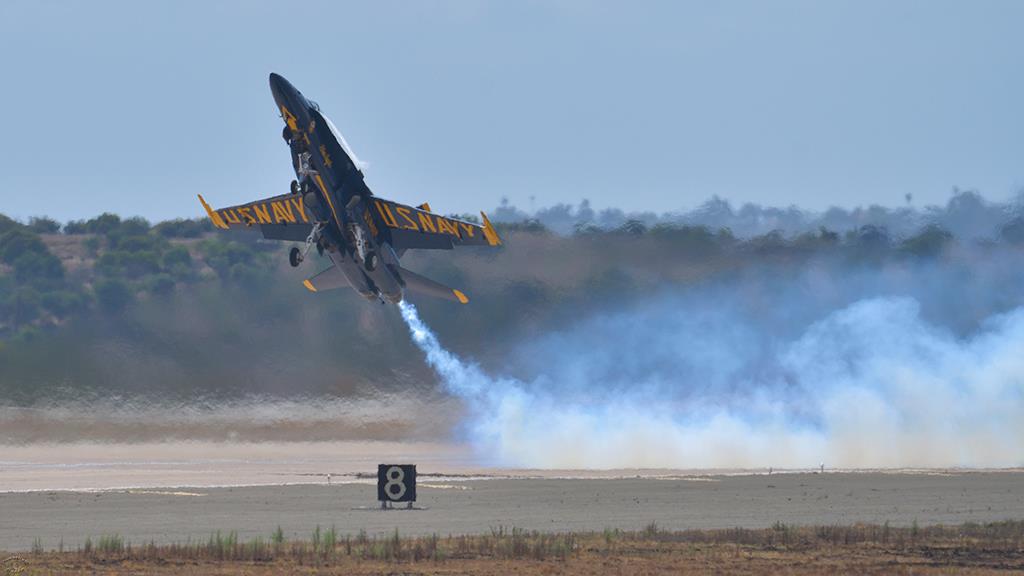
left=0, top=0, right=1021, bottom=222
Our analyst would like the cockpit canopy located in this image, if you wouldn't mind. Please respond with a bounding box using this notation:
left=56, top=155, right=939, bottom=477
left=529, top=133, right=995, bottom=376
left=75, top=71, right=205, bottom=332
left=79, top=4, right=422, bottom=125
left=321, top=111, right=365, bottom=172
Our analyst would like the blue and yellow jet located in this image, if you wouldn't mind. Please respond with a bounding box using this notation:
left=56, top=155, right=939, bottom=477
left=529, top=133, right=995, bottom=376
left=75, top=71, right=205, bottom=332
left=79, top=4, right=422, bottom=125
left=199, top=73, right=501, bottom=304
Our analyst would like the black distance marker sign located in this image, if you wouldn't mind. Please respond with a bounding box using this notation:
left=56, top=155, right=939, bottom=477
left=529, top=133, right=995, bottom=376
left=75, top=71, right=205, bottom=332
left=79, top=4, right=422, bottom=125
left=377, top=464, right=416, bottom=503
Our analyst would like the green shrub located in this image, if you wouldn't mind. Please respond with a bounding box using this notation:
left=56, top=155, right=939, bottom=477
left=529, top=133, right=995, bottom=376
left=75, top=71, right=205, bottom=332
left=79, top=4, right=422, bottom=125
left=120, top=250, right=162, bottom=277
left=650, top=224, right=729, bottom=257
left=0, top=229, right=48, bottom=264
left=146, top=273, right=175, bottom=295
left=901, top=225, right=953, bottom=258
left=119, top=217, right=151, bottom=236
left=0, top=213, right=20, bottom=235
left=28, top=216, right=61, bottom=234
left=11, top=251, right=64, bottom=286
left=163, top=245, right=192, bottom=268
left=94, top=278, right=134, bottom=313
left=82, top=213, right=122, bottom=235
left=110, top=233, right=165, bottom=253
left=96, top=250, right=162, bottom=278
left=41, top=290, right=87, bottom=318
left=63, top=219, right=87, bottom=234
left=4, top=287, right=41, bottom=326
left=616, top=219, right=647, bottom=236
left=154, top=218, right=211, bottom=238
left=496, top=219, right=547, bottom=233
left=94, top=252, right=122, bottom=276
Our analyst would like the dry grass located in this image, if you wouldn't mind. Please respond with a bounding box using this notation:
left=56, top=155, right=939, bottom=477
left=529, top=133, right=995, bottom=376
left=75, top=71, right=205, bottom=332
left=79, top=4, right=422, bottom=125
left=5, top=520, right=1024, bottom=575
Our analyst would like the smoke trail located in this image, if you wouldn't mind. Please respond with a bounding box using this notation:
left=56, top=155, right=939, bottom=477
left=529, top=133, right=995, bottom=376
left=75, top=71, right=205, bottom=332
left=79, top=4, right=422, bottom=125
left=399, top=293, right=1024, bottom=469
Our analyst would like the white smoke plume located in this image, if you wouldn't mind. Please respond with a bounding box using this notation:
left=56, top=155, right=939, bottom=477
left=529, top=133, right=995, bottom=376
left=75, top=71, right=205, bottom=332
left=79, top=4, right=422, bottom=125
left=399, top=290, right=1024, bottom=470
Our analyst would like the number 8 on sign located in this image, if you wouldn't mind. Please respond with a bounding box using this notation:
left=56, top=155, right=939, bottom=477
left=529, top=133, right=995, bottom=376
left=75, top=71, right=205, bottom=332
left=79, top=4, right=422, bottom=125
left=377, top=464, right=416, bottom=504
left=384, top=466, right=406, bottom=500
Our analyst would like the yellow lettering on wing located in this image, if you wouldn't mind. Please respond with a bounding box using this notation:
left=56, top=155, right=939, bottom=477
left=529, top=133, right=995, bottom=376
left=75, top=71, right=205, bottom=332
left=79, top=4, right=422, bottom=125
left=395, top=206, right=419, bottom=231
left=434, top=217, right=451, bottom=235
left=222, top=210, right=241, bottom=225
left=375, top=201, right=399, bottom=228
left=436, top=217, right=459, bottom=237
left=459, top=222, right=476, bottom=238
left=252, top=203, right=271, bottom=224
left=238, top=207, right=256, bottom=226
left=289, top=196, right=309, bottom=222
left=417, top=212, right=437, bottom=233
left=272, top=201, right=296, bottom=224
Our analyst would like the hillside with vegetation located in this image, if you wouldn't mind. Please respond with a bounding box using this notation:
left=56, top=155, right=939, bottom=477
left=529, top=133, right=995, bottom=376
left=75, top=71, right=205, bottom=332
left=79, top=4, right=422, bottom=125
left=2, top=191, right=1024, bottom=405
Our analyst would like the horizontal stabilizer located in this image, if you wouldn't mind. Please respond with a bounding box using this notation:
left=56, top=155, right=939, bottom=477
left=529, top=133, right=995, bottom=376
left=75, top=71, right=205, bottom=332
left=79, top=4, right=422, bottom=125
left=302, top=265, right=349, bottom=293
left=398, top=266, right=469, bottom=304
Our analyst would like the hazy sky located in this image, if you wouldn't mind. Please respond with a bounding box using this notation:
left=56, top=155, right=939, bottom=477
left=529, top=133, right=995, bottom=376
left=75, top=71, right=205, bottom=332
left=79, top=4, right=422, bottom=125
left=1, top=0, right=1021, bottom=222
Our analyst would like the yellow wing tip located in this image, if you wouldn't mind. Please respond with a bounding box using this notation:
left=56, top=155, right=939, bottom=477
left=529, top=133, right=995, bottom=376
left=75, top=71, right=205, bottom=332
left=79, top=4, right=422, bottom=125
left=302, top=279, right=318, bottom=293
left=418, top=202, right=432, bottom=212
left=480, top=211, right=502, bottom=246
left=453, top=289, right=469, bottom=304
left=197, top=194, right=229, bottom=229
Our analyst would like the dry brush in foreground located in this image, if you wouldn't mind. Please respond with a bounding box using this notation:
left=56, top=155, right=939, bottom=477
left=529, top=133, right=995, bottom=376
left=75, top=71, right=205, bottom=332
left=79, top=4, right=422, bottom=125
left=4, top=520, right=1024, bottom=575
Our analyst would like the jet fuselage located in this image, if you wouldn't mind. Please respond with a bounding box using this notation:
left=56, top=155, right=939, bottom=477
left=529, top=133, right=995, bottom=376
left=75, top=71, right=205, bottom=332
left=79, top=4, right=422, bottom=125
left=269, top=73, right=403, bottom=302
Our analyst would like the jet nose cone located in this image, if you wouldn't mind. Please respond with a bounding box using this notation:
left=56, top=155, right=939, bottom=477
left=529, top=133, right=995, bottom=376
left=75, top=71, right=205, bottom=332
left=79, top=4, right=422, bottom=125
left=269, top=73, right=303, bottom=105
left=269, top=72, right=286, bottom=92
left=269, top=73, right=297, bottom=108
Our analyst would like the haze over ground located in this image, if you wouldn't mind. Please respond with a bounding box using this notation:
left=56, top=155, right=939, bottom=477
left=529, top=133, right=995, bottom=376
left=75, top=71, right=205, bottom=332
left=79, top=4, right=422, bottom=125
left=1, top=0, right=1022, bottom=221
left=4, top=193, right=1024, bottom=468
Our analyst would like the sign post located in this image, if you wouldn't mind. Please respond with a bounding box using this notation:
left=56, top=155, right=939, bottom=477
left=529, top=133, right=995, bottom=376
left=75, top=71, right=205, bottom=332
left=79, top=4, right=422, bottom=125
left=377, top=464, right=416, bottom=509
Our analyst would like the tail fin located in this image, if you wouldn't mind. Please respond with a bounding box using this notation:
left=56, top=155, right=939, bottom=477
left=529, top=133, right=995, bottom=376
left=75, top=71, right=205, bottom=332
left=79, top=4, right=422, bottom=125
left=397, top=266, right=469, bottom=304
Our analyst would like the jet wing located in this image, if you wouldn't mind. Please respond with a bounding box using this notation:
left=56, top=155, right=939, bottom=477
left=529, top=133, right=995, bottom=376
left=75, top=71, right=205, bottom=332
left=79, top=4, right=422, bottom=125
left=198, top=194, right=313, bottom=242
left=367, top=198, right=502, bottom=251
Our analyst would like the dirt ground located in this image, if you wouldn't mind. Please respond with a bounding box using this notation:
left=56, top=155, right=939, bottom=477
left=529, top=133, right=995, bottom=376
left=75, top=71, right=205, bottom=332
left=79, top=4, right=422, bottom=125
left=6, top=530, right=1024, bottom=575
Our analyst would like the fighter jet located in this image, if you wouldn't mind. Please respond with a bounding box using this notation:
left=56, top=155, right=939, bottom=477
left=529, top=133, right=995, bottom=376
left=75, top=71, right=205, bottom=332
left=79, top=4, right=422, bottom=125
left=199, top=73, right=502, bottom=304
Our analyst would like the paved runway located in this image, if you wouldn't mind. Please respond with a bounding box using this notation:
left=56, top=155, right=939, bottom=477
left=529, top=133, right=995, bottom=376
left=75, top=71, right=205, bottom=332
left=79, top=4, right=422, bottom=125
left=3, top=446, right=1024, bottom=551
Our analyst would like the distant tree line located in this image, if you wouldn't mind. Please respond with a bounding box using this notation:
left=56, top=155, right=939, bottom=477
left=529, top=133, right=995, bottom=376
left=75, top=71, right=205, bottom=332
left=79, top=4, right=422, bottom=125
left=4, top=206, right=1024, bottom=341
left=490, top=189, right=1024, bottom=240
